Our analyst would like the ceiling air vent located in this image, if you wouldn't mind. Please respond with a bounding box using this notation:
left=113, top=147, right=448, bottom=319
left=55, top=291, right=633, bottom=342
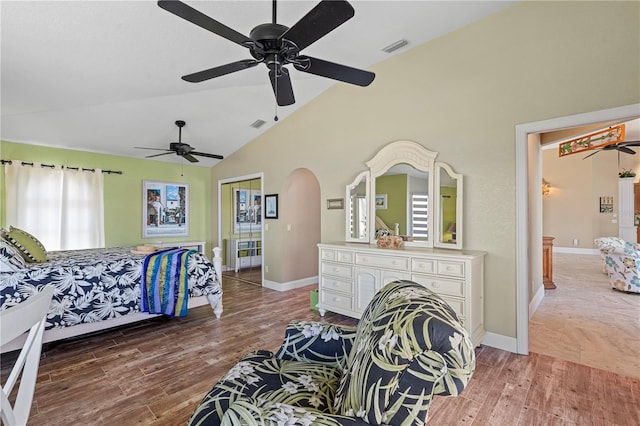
left=382, top=39, right=409, bottom=53
left=250, top=119, right=267, bottom=129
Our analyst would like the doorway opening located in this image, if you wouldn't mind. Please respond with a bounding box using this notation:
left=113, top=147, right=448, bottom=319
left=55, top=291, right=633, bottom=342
left=515, top=103, right=639, bottom=355
left=218, top=173, right=264, bottom=286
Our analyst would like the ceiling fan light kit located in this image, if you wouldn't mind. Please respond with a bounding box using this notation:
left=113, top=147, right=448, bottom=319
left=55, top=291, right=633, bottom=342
left=157, top=0, right=375, bottom=107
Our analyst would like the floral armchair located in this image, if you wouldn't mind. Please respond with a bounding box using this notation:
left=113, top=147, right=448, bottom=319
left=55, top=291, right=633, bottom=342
left=601, top=244, right=640, bottom=293
left=188, top=280, right=476, bottom=425
left=594, top=237, right=628, bottom=273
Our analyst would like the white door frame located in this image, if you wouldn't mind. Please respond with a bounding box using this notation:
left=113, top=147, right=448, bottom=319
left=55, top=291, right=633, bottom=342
left=218, top=172, right=265, bottom=284
left=515, top=103, right=640, bottom=354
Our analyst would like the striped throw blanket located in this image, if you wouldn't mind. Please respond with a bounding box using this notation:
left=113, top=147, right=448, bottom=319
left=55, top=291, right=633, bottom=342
left=141, top=248, right=195, bottom=317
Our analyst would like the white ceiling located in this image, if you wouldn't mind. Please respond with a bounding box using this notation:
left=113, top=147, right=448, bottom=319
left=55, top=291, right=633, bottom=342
left=1, top=0, right=515, bottom=167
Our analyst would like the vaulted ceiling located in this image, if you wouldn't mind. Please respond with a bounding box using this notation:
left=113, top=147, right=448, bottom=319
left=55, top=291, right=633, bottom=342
left=1, top=1, right=515, bottom=166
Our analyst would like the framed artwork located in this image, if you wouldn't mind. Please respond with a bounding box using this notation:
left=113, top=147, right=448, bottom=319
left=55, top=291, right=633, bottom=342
left=265, top=194, right=278, bottom=219
left=558, top=124, right=625, bottom=157
left=375, top=194, right=387, bottom=209
left=143, top=180, right=189, bottom=238
left=327, top=198, right=344, bottom=210
left=234, top=188, right=262, bottom=232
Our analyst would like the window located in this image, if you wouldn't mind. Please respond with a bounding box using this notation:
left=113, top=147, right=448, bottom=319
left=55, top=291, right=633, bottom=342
left=411, top=192, right=428, bottom=238
left=4, top=162, right=105, bottom=250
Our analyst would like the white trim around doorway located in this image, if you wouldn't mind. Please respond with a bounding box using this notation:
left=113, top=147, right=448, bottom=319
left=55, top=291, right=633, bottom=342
left=515, top=103, right=640, bottom=355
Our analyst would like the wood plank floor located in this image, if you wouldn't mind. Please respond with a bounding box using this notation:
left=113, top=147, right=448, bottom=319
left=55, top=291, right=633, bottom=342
left=2, top=277, right=640, bottom=425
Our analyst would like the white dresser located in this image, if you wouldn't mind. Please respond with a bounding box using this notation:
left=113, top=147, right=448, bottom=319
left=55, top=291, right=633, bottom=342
left=317, top=242, right=486, bottom=346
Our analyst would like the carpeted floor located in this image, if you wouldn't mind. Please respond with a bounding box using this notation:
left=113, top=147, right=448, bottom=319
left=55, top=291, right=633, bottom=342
left=529, top=252, right=640, bottom=378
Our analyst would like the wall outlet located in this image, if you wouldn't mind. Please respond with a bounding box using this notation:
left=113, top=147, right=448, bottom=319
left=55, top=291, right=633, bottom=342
left=573, top=239, right=579, bottom=246
left=265, top=265, right=269, bottom=273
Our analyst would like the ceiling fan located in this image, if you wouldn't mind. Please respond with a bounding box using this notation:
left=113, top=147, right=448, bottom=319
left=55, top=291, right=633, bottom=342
left=135, top=120, right=223, bottom=163
left=582, top=140, right=640, bottom=159
left=157, top=0, right=375, bottom=106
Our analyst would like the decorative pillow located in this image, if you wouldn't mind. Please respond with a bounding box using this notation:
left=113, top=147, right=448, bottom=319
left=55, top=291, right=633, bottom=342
left=1, top=226, right=47, bottom=263
left=0, top=237, right=28, bottom=270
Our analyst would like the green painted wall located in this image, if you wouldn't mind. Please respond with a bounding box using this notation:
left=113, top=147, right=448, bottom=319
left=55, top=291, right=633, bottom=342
left=0, top=141, right=212, bottom=253
left=376, top=174, right=407, bottom=234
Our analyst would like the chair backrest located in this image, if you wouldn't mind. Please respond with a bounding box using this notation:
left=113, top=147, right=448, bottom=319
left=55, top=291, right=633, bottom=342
left=333, top=280, right=475, bottom=425
left=1, top=286, right=54, bottom=426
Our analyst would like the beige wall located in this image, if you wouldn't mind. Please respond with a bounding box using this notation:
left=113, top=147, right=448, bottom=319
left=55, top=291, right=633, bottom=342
left=210, top=1, right=640, bottom=340
left=542, top=145, right=639, bottom=248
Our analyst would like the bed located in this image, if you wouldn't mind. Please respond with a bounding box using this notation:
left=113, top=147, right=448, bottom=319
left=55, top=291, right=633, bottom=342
left=0, top=245, right=223, bottom=353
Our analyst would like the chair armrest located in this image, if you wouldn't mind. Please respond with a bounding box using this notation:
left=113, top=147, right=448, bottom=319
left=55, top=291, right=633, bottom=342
left=274, top=320, right=357, bottom=369
left=221, top=397, right=372, bottom=426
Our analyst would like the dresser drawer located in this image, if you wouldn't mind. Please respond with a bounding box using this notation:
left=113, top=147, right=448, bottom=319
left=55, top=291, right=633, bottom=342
left=437, top=260, right=465, bottom=278
left=336, top=250, right=354, bottom=263
left=321, top=261, right=353, bottom=279
left=412, top=275, right=465, bottom=298
left=320, top=290, right=353, bottom=311
left=321, top=276, right=353, bottom=294
left=440, top=296, right=465, bottom=319
left=355, top=253, right=409, bottom=271
left=320, top=248, right=336, bottom=261
left=411, top=258, right=436, bottom=274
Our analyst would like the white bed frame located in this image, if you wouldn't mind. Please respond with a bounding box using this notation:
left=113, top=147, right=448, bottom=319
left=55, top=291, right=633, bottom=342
left=0, top=247, right=223, bottom=354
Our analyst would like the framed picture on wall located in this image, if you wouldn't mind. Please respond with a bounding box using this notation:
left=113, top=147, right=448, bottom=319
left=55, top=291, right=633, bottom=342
left=142, top=180, right=189, bottom=238
left=234, top=188, right=262, bottom=232
left=375, top=194, right=387, bottom=209
left=265, top=194, right=278, bottom=219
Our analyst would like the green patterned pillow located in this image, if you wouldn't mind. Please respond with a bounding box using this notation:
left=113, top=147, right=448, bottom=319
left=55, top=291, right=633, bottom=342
left=1, top=226, right=47, bottom=263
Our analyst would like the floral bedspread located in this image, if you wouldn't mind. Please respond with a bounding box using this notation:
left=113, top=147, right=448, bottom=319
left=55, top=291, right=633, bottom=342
left=0, top=247, right=222, bottom=330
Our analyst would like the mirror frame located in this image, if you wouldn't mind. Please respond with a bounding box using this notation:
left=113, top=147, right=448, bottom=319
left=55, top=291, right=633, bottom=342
left=366, top=140, right=438, bottom=247
left=345, top=171, right=370, bottom=243
left=434, top=161, right=463, bottom=249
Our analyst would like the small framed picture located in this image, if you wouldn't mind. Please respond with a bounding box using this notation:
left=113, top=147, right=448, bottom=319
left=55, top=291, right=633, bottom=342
left=327, top=198, right=344, bottom=210
left=265, top=194, right=279, bottom=219
left=375, top=194, right=387, bottom=209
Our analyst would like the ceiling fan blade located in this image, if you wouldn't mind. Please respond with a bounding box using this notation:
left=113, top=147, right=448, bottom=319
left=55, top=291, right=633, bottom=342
left=135, top=146, right=172, bottom=151
left=182, top=59, right=259, bottom=83
left=280, top=0, right=354, bottom=51
left=620, top=140, right=640, bottom=146
left=269, top=67, right=295, bottom=106
left=181, top=153, right=199, bottom=163
left=294, top=56, right=375, bottom=86
left=617, top=146, right=636, bottom=155
left=583, top=150, right=601, bottom=159
left=191, top=151, right=224, bottom=160
left=157, top=0, right=252, bottom=47
left=145, top=152, right=175, bottom=159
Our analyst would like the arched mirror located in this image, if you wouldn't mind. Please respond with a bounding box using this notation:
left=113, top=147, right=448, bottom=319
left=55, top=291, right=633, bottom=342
left=366, top=141, right=437, bottom=248
left=345, top=140, right=464, bottom=249
left=345, top=171, right=369, bottom=242
left=434, top=162, right=463, bottom=249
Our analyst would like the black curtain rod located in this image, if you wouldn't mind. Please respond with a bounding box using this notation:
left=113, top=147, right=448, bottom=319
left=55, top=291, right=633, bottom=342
left=0, top=159, right=122, bottom=175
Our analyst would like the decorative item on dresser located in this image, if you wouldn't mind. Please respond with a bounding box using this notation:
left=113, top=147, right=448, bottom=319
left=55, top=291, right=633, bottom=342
left=318, top=242, right=486, bottom=347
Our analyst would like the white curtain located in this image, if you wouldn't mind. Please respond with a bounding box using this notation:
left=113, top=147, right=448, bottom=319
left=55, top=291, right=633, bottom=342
left=5, top=161, right=105, bottom=251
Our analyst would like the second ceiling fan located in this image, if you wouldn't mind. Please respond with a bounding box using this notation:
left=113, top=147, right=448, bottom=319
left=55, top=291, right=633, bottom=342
left=158, top=0, right=375, bottom=106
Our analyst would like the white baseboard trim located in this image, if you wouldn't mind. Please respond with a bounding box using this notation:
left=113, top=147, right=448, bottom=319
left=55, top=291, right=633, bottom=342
left=263, top=276, right=318, bottom=291
left=529, top=285, right=545, bottom=319
left=553, top=247, right=599, bottom=255
left=481, top=332, right=518, bottom=353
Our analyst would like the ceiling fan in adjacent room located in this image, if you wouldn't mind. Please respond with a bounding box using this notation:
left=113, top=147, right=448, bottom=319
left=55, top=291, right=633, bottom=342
left=582, top=140, right=640, bottom=159
left=135, top=120, right=223, bottom=163
left=157, top=0, right=376, bottom=106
